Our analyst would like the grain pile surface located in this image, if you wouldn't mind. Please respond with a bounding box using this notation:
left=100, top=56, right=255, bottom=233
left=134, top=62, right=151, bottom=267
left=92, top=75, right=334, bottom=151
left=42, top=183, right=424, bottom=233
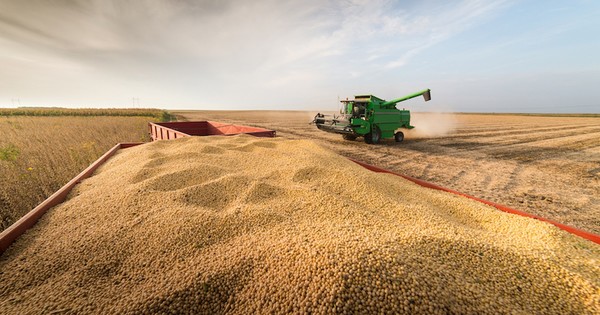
left=1, top=135, right=599, bottom=314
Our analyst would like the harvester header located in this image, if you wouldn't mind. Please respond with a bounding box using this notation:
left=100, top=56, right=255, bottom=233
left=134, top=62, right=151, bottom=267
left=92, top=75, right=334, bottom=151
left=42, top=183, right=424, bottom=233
left=312, top=89, right=431, bottom=144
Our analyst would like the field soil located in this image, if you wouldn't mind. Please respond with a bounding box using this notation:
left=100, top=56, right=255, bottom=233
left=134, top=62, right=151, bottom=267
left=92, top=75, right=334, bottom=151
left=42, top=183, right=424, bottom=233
left=174, top=110, right=600, bottom=234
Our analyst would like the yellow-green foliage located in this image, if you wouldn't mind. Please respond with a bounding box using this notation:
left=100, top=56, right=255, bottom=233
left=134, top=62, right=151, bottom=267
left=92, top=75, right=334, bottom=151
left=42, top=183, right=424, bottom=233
left=0, top=115, right=157, bottom=232
left=0, top=144, right=20, bottom=162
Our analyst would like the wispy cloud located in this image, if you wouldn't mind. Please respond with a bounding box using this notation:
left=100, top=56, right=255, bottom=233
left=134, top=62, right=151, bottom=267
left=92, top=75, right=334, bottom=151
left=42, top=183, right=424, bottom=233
left=384, top=0, right=511, bottom=69
left=0, top=0, right=513, bottom=108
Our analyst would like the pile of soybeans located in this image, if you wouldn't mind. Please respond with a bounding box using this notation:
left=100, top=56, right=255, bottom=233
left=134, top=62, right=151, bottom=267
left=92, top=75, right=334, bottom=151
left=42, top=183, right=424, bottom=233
left=1, top=135, right=599, bottom=314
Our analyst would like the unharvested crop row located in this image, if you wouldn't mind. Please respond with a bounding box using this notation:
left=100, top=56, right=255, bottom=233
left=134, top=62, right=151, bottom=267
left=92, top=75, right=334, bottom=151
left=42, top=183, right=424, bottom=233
left=0, top=116, right=157, bottom=232
left=0, top=107, right=174, bottom=121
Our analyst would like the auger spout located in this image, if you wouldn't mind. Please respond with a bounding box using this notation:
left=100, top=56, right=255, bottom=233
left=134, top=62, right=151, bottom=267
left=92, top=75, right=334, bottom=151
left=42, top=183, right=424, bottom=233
left=382, top=89, right=431, bottom=107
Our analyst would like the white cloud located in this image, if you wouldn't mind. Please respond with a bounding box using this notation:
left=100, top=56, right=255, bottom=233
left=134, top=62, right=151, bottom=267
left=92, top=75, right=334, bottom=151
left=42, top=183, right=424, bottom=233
left=384, top=0, right=510, bottom=68
left=0, top=0, right=513, bottom=109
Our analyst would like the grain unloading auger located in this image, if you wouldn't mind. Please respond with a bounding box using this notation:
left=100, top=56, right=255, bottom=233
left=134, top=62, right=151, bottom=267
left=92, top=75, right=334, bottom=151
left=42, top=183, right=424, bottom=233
left=312, top=89, right=431, bottom=144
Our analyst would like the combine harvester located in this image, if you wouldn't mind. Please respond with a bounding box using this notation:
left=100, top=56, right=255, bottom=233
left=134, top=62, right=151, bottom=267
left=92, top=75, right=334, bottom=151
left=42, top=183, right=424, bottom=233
left=313, top=89, right=431, bottom=144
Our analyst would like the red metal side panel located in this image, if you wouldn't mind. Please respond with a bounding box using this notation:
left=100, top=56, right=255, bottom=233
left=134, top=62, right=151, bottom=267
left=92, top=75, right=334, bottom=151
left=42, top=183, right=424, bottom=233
left=156, top=121, right=210, bottom=136
left=148, top=122, right=193, bottom=140
left=349, top=158, right=600, bottom=245
left=206, top=122, right=225, bottom=135
left=206, top=121, right=276, bottom=137
left=0, top=143, right=144, bottom=254
left=216, top=124, right=239, bottom=134
left=149, top=121, right=275, bottom=139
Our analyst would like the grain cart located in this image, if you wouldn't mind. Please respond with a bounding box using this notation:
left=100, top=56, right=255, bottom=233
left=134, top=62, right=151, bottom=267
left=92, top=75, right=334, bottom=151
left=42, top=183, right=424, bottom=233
left=312, top=89, right=431, bottom=144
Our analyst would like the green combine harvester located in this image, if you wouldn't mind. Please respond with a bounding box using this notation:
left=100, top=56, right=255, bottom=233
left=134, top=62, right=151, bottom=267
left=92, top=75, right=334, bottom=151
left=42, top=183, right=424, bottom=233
left=312, top=89, right=431, bottom=144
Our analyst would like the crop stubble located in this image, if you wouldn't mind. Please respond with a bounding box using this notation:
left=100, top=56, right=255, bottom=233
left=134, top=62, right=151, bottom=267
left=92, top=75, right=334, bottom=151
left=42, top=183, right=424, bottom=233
left=0, top=135, right=598, bottom=314
left=174, top=111, right=600, bottom=234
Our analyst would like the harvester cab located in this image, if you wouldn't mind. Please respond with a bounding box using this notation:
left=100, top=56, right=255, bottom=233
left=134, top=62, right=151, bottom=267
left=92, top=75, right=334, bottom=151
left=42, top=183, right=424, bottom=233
left=312, top=89, right=431, bottom=144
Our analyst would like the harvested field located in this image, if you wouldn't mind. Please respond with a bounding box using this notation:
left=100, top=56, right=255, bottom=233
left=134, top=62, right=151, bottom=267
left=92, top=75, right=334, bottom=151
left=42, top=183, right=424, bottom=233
left=1, top=136, right=598, bottom=314
left=174, top=111, right=600, bottom=234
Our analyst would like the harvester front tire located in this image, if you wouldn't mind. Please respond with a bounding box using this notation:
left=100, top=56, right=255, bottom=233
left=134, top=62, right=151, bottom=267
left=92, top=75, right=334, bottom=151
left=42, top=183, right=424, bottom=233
left=365, top=126, right=381, bottom=144
left=343, top=134, right=357, bottom=141
left=394, top=131, right=404, bottom=143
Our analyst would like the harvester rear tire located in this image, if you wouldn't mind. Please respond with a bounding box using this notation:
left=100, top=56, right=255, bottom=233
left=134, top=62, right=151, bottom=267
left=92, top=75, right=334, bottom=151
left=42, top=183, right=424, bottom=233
left=343, top=134, right=357, bottom=141
left=395, top=131, right=404, bottom=143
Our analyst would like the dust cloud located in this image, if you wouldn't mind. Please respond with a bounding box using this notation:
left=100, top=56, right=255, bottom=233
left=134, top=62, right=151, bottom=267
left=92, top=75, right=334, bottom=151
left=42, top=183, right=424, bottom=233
left=405, top=112, right=458, bottom=138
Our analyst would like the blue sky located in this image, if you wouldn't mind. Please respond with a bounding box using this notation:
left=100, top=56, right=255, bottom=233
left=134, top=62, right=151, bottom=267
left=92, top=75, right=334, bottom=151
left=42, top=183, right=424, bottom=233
left=0, top=0, right=598, bottom=112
